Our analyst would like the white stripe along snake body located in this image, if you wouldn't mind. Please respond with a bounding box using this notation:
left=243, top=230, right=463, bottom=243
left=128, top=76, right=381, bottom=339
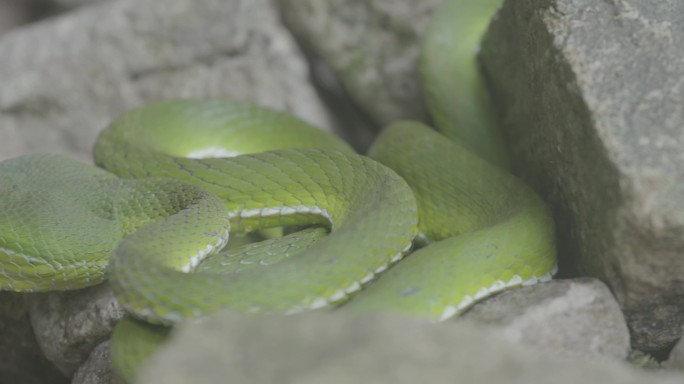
left=0, top=0, right=556, bottom=381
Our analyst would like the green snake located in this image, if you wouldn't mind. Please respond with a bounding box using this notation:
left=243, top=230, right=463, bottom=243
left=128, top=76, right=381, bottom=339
left=0, top=0, right=556, bottom=382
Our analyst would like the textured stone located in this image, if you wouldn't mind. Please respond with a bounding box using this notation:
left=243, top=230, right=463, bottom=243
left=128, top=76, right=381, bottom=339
left=0, top=0, right=35, bottom=36
left=51, top=0, right=110, bottom=8
left=71, top=341, right=114, bottom=384
left=278, top=0, right=444, bottom=126
left=28, top=284, right=122, bottom=376
left=664, top=337, right=684, bottom=371
left=480, top=0, right=684, bottom=351
left=0, top=292, right=66, bottom=384
left=463, top=278, right=630, bottom=360
left=135, top=312, right=684, bottom=384
left=0, top=0, right=333, bottom=163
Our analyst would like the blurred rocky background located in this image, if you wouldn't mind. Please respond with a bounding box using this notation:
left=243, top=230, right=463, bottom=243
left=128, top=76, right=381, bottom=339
left=0, top=0, right=682, bottom=383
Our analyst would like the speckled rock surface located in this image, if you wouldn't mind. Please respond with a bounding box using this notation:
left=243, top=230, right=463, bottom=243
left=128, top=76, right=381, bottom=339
left=71, top=341, right=114, bottom=384
left=664, top=336, right=684, bottom=371
left=480, top=0, right=684, bottom=352
left=28, top=284, right=122, bottom=377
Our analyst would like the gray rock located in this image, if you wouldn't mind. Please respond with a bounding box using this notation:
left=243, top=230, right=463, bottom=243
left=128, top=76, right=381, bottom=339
left=278, top=0, right=444, bottom=126
left=0, top=0, right=333, bottom=163
left=0, top=292, right=67, bottom=384
left=664, top=337, right=684, bottom=371
left=71, top=341, right=114, bottom=384
left=462, top=278, right=630, bottom=360
left=27, top=283, right=123, bottom=376
left=0, top=0, right=34, bottom=36
left=51, top=0, right=110, bottom=8
left=135, top=311, right=684, bottom=384
left=479, top=0, right=684, bottom=351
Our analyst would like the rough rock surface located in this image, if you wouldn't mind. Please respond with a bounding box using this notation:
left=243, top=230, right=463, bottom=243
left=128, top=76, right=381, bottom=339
left=51, top=0, right=110, bottom=8
left=27, top=284, right=123, bottom=376
left=463, top=278, right=630, bottom=360
left=135, top=312, right=684, bottom=384
left=278, top=0, right=444, bottom=126
left=0, top=292, right=67, bottom=384
left=71, top=341, right=114, bottom=384
left=664, top=337, right=684, bottom=371
left=479, top=0, right=684, bottom=351
left=0, top=0, right=333, bottom=163
left=0, top=0, right=31, bottom=36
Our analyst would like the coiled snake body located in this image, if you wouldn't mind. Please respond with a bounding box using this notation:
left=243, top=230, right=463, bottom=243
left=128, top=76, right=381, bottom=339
left=0, top=0, right=556, bottom=381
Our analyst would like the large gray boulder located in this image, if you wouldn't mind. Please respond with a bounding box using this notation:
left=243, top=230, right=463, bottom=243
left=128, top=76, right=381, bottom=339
left=135, top=312, right=684, bottom=384
left=0, top=0, right=333, bottom=163
left=479, top=0, right=684, bottom=351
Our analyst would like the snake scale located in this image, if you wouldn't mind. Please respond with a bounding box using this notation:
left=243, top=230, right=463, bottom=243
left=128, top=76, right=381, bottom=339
left=0, top=0, right=556, bottom=382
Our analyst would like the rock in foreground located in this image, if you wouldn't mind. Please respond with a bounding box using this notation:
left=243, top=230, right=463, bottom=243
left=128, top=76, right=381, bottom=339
left=463, top=278, right=630, bottom=360
left=135, top=312, right=683, bottom=384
